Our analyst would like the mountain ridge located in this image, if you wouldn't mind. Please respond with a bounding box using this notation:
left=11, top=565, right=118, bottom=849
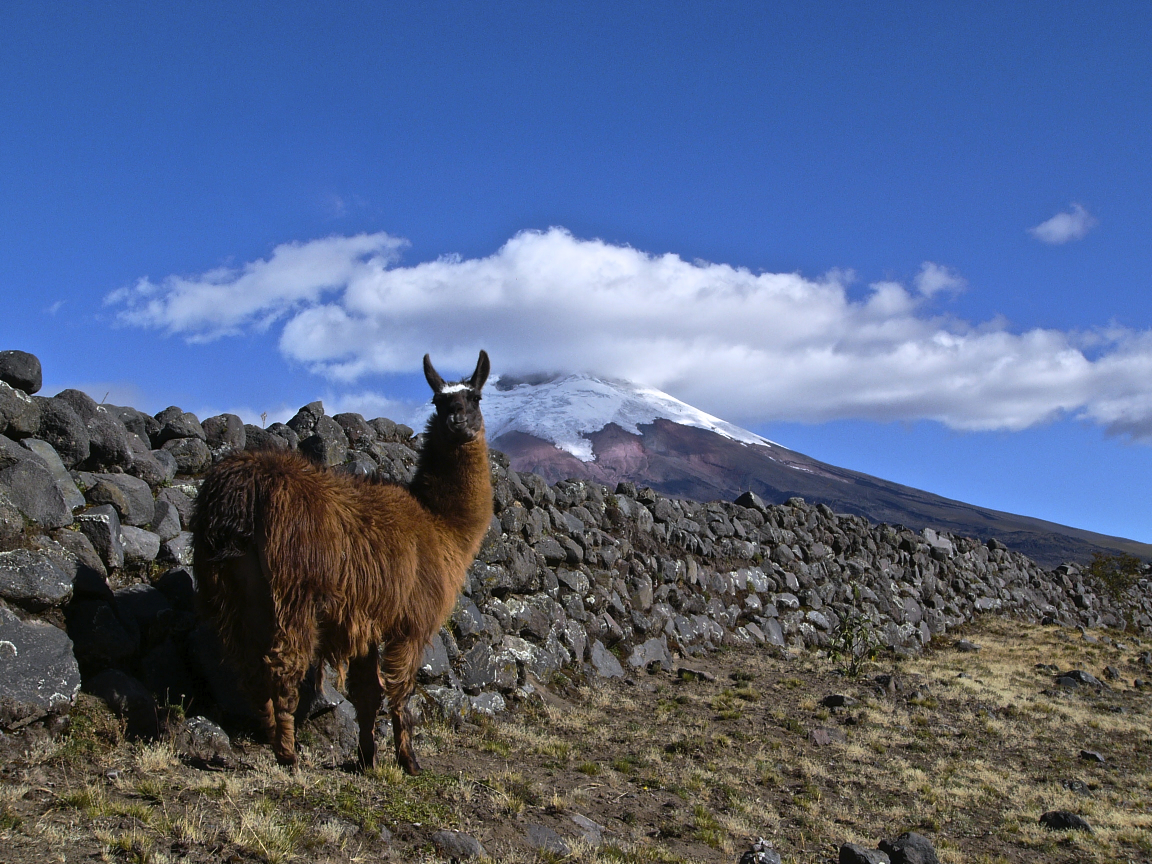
left=485, top=375, right=1151, bottom=568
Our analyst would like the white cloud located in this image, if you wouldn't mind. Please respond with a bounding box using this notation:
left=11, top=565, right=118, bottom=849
left=914, top=262, right=966, bottom=297
left=107, top=227, right=1152, bottom=438
left=105, top=232, right=407, bottom=341
left=1028, top=203, right=1097, bottom=244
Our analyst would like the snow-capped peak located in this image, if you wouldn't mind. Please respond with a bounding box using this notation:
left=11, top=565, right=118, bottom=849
left=482, top=373, right=777, bottom=462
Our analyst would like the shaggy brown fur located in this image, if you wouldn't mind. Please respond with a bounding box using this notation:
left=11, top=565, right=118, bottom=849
left=192, top=351, right=492, bottom=773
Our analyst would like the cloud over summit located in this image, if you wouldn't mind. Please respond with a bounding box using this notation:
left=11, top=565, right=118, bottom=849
left=108, top=227, right=1152, bottom=439
left=1029, top=204, right=1097, bottom=245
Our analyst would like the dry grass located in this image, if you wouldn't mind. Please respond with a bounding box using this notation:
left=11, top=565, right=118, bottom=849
left=0, top=617, right=1149, bottom=862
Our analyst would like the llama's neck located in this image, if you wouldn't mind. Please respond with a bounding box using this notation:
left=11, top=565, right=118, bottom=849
left=409, top=427, right=493, bottom=544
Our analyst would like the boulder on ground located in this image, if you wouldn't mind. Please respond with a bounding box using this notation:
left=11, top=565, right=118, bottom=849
left=0, top=548, right=74, bottom=610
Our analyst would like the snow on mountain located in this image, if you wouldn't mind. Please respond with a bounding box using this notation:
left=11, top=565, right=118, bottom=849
left=482, top=373, right=778, bottom=462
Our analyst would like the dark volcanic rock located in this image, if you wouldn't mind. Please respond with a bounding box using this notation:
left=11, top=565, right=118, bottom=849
left=76, top=504, right=125, bottom=570
left=162, top=436, right=212, bottom=474
left=0, top=381, right=40, bottom=439
left=153, top=407, right=206, bottom=445
left=0, top=549, right=74, bottom=610
left=0, top=437, right=73, bottom=528
left=1039, top=810, right=1092, bottom=832
left=878, top=832, right=938, bottom=864
left=32, top=396, right=89, bottom=467
left=0, top=350, right=42, bottom=394
left=85, top=668, right=161, bottom=739
left=0, top=602, right=81, bottom=728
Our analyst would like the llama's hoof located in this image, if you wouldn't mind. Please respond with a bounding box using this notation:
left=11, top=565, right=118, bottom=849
left=274, top=750, right=298, bottom=770
left=399, top=751, right=422, bottom=776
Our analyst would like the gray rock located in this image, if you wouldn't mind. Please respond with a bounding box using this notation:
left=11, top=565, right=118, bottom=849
left=0, top=440, right=73, bottom=528
left=1039, top=810, right=1092, bottom=832
left=461, top=642, right=517, bottom=693
left=286, top=401, right=325, bottom=437
left=569, top=813, right=603, bottom=846
left=431, top=828, right=486, bottom=860
left=267, top=422, right=299, bottom=450
left=84, top=668, right=160, bottom=739
left=81, top=410, right=134, bottom=470
left=85, top=477, right=130, bottom=517
left=0, top=381, right=40, bottom=438
left=155, top=486, right=194, bottom=525
left=628, top=635, right=673, bottom=672
left=53, top=388, right=100, bottom=420
left=152, top=407, right=206, bottom=445
left=76, top=504, right=125, bottom=570
left=150, top=448, right=178, bottom=482
left=333, top=412, right=376, bottom=449
left=242, top=424, right=287, bottom=451
left=105, top=404, right=160, bottom=442
left=839, top=844, right=891, bottom=864
left=123, top=441, right=168, bottom=487
left=419, top=632, right=452, bottom=680
left=161, top=437, right=212, bottom=474
left=93, top=472, right=155, bottom=526
left=525, top=823, right=570, bottom=856
left=1079, top=749, right=1105, bottom=763
left=589, top=639, right=623, bottom=678
left=201, top=414, right=246, bottom=453
left=49, top=528, right=106, bottom=578
left=0, top=602, right=82, bottom=728
left=0, top=549, right=73, bottom=610
left=21, top=439, right=84, bottom=509
left=878, top=832, right=939, bottom=864
left=151, top=499, right=181, bottom=541
left=0, top=350, right=42, bottom=394
left=739, top=837, right=783, bottom=864
left=174, top=715, right=236, bottom=768
left=31, top=396, right=89, bottom=467
left=0, top=487, right=22, bottom=546
left=469, top=691, right=505, bottom=715
left=160, top=531, right=194, bottom=566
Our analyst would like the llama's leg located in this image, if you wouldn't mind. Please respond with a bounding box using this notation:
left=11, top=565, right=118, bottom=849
left=267, top=647, right=309, bottom=768
left=382, top=636, right=426, bottom=775
left=346, top=644, right=385, bottom=770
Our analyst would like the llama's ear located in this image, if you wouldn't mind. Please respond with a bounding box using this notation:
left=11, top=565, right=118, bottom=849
left=423, top=354, right=446, bottom=394
left=470, top=350, right=491, bottom=391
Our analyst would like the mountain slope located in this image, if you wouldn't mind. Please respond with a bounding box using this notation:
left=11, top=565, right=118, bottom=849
left=485, top=374, right=1152, bottom=568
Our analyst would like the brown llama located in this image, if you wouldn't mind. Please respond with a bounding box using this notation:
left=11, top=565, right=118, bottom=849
left=192, top=351, right=492, bottom=774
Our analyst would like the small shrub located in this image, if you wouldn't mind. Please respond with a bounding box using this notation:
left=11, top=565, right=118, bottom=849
left=1087, top=552, right=1143, bottom=601
left=827, top=583, right=881, bottom=677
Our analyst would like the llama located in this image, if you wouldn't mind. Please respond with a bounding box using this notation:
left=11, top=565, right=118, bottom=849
left=192, top=351, right=492, bottom=773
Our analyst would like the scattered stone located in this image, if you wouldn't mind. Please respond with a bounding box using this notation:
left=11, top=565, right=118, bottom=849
left=569, top=813, right=603, bottom=846
left=820, top=694, right=859, bottom=709
left=839, top=844, right=891, bottom=864
left=525, top=823, right=570, bottom=856
left=739, top=837, right=782, bottom=864
left=174, top=715, right=236, bottom=768
left=676, top=666, right=716, bottom=682
left=1039, top=810, right=1092, bottom=832
left=878, top=831, right=939, bottom=864
left=1061, top=779, right=1091, bottom=795
left=809, top=727, right=846, bottom=746
left=1079, top=749, right=1105, bottom=763
left=955, top=639, right=980, bottom=652
left=431, top=828, right=486, bottom=860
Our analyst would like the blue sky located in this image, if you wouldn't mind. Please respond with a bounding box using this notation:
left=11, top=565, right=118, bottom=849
left=2, top=3, right=1151, bottom=542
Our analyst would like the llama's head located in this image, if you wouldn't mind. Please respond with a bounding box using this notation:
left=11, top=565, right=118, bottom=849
left=423, top=350, right=490, bottom=443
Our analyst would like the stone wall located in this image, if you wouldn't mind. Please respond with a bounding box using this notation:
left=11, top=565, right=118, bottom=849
left=1, top=348, right=1149, bottom=753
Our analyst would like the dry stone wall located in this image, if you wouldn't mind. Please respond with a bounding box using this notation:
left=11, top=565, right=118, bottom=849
left=1, top=348, right=1150, bottom=759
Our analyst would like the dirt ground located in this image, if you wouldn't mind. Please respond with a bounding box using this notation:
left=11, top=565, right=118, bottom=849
left=1, top=617, right=1150, bottom=864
